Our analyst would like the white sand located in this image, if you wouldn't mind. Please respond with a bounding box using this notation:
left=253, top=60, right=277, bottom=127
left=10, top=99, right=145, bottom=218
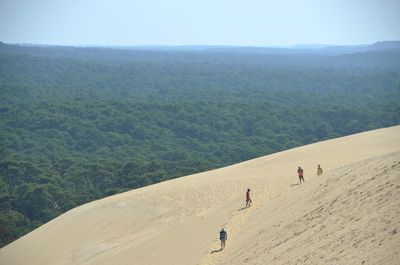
left=1, top=126, right=399, bottom=265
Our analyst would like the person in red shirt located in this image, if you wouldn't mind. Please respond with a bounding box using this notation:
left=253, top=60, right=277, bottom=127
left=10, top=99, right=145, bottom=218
left=246, top=188, right=252, bottom=208
left=298, top=166, right=305, bottom=184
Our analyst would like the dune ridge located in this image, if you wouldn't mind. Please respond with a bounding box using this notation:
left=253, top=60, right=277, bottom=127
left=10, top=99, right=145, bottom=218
left=0, top=125, right=399, bottom=265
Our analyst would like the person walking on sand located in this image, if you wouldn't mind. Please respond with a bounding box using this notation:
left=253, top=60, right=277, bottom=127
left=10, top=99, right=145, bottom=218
left=317, top=164, right=323, bottom=176
left=246, top=188, right=252, bottom=208
left=220, top=228, right=227, bottom=250
left=298, top=166, right=305, bottom=183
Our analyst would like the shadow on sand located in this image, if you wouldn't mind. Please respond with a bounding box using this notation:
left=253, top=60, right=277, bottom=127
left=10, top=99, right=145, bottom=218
left=211, top=249, right=222, bottom=254
left=238, top=205, right=251, bottom=212
left=290, top=183, right=300, bottom=186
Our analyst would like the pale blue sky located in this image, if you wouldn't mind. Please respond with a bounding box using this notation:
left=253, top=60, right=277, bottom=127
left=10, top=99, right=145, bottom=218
left=0, top=0, right=399, bottom=46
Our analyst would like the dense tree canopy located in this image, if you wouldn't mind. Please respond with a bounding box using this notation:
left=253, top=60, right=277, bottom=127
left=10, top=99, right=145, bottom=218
left=0, top=43, right=399, bottom=246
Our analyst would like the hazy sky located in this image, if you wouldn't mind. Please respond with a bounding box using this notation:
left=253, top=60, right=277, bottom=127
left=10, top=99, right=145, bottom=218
left=0, top=0, right=399, bottom=46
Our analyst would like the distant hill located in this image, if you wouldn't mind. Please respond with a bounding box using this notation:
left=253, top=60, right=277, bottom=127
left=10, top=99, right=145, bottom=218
left=369, top=41, right=400, bottom=50
left=318, top=41, right=400, bottom=55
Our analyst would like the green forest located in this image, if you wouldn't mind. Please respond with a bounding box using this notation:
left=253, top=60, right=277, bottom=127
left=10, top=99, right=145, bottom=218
left=1, top=43, right=400, bottom=247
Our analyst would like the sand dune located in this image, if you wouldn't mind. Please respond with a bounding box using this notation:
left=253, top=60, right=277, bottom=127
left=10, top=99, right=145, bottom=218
left=1, top=126, right=399, bottom=265
left=203, top=152, right=400, bottom=265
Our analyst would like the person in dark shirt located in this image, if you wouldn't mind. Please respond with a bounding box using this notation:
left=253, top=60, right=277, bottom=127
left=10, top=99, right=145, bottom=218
left=219, top=228, right=227, bottom=250
left=298, top=166, right=305, bottom=183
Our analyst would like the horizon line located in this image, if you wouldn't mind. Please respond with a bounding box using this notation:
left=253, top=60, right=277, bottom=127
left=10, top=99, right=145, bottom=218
left=2, top=40, right=399, bottom=49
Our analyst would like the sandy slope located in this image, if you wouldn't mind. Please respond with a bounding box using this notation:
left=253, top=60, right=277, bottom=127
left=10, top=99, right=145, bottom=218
left=0, top=126, right=399, bottom=265
left=204, top=152, right=400, bottom=265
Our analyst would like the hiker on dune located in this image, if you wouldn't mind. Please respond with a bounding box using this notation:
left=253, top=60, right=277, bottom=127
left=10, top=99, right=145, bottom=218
left=246, top=188, right=252, bottom=208
left=298, top=166, right=305, bottom=183
left=220, top=228, right=227, bottom=250
left=317, top=164, right=323, bottom=176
